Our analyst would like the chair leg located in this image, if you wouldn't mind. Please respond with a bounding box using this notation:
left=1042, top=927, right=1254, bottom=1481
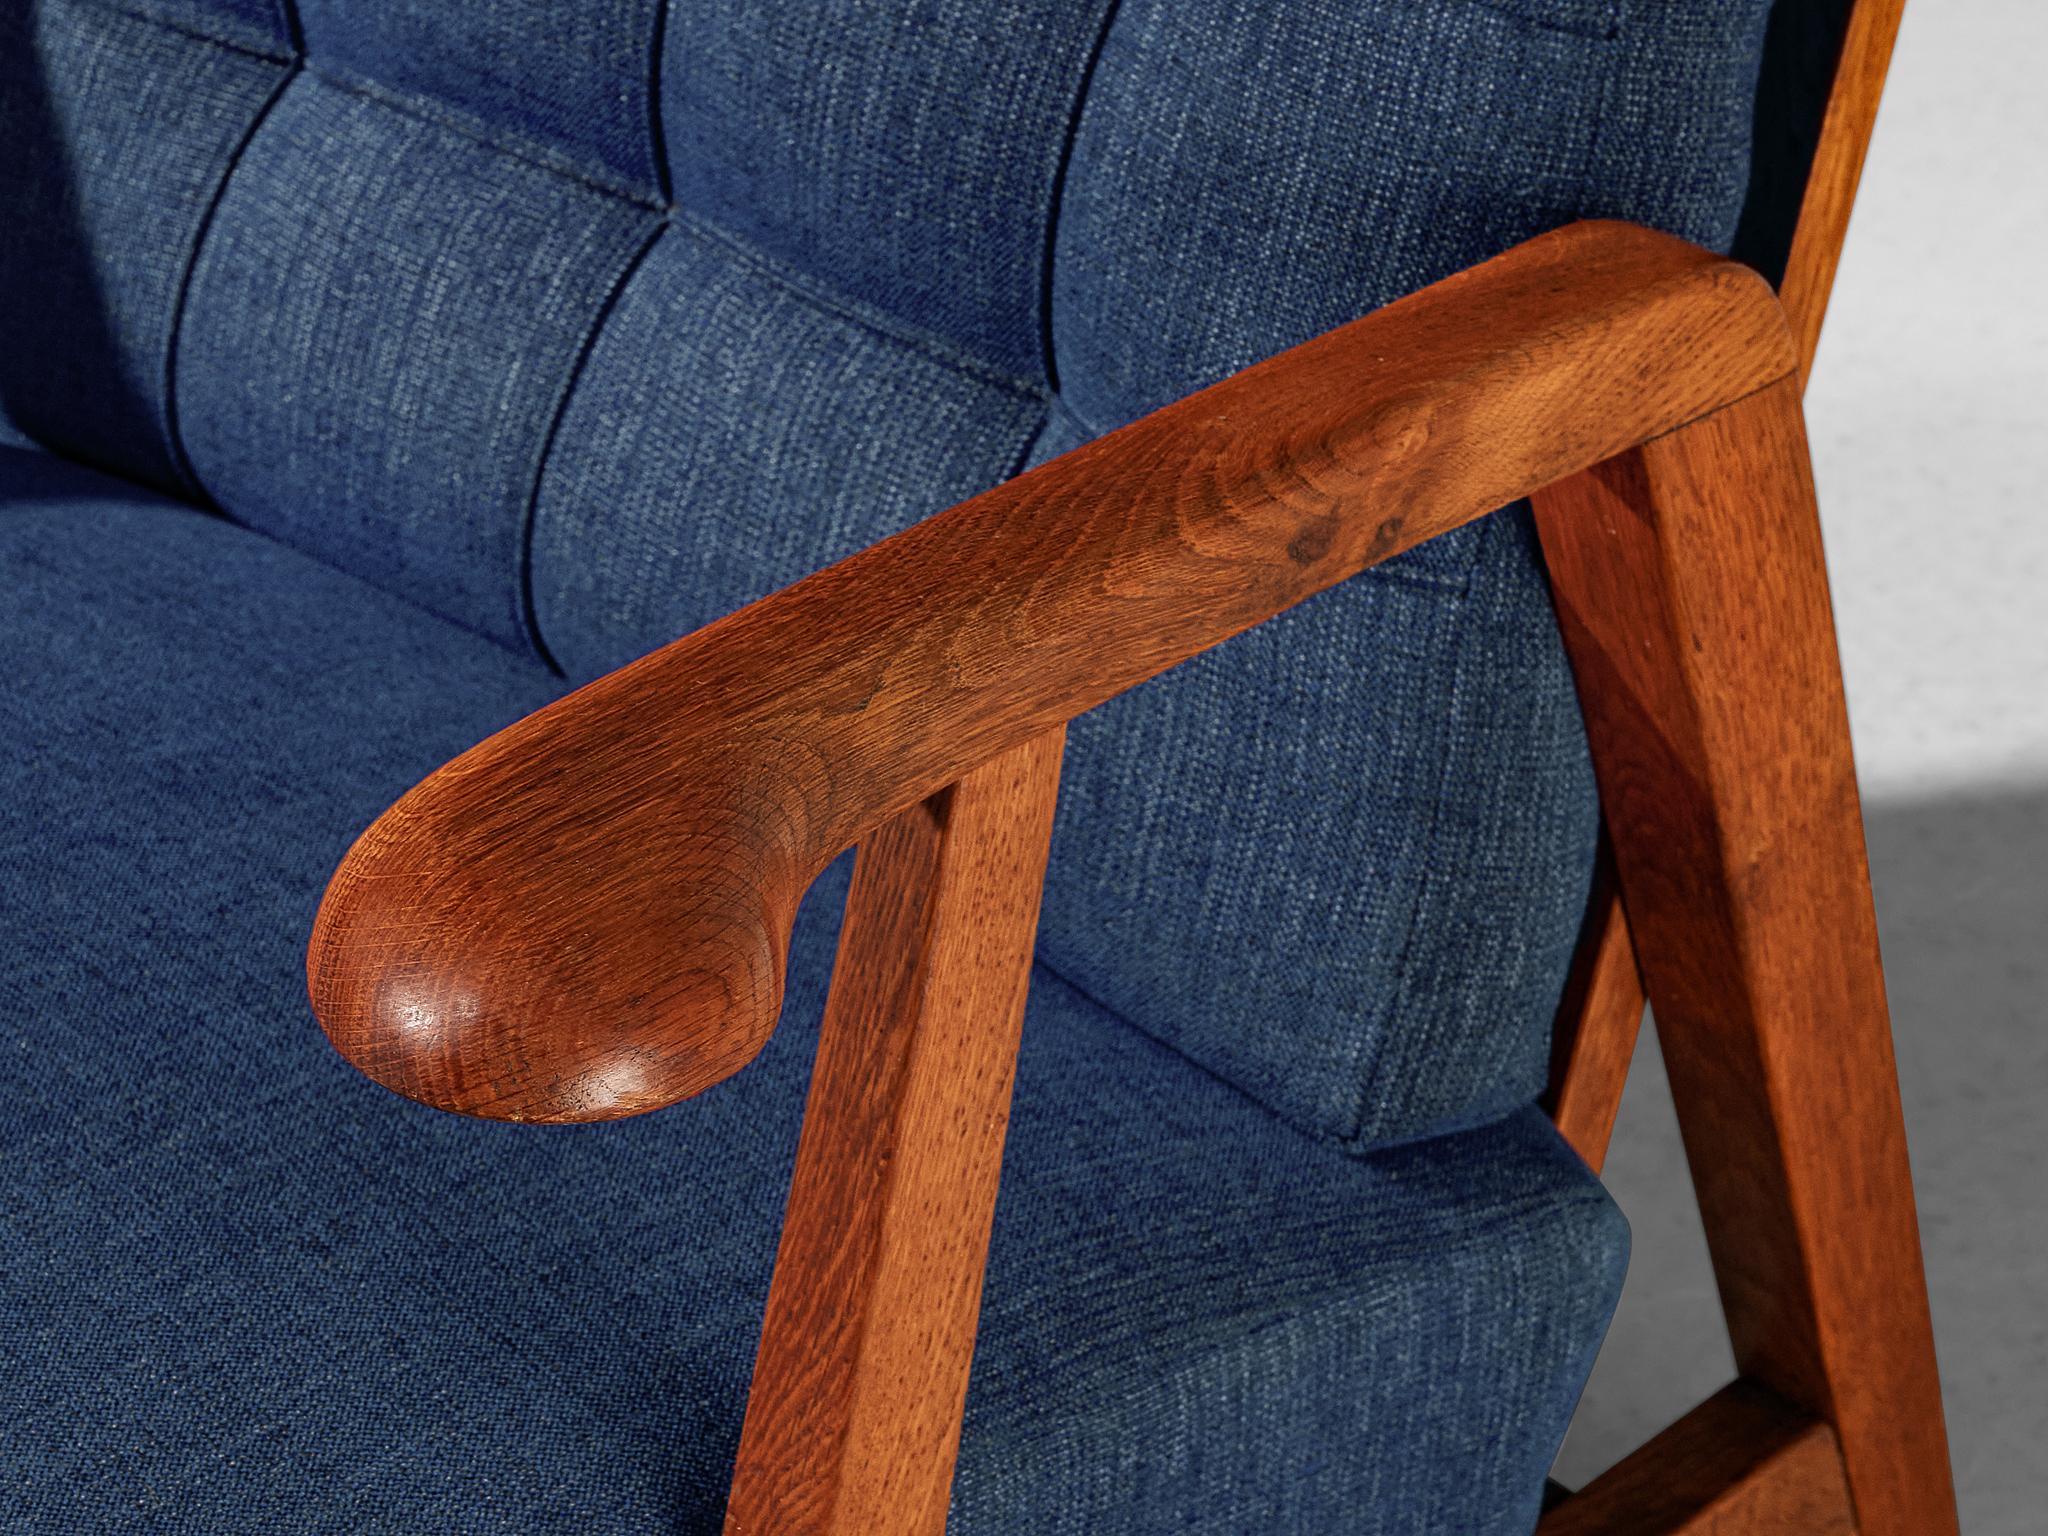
left=1540, top=1380, right=1855, bottom=1535
left=1531, top=376, right=1957, bottom=1535
left=726, top=729, right=1065, bottom=1536
left=1544, top=836, right=1646, bottom=1174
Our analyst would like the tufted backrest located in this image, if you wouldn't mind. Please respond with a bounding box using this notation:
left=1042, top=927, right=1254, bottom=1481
left=0, top=0, right=1775, bottom=1148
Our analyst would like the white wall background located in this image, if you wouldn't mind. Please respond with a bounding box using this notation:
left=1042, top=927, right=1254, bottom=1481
left=1810, top=0, right=2048, bottom=798
left=1557, top=5, right=2048, bottom=1529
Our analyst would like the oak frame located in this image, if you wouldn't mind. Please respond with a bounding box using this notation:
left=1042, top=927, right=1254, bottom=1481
left=1542, top=0, right=1911, bottom=1175
left=1534, top=6, right=1943, bottom=1529
left=307, top=4, right=1956, bottom=1529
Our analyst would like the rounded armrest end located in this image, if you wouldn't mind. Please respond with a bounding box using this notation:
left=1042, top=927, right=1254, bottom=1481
left=306, top=716, right=800, bottom=1124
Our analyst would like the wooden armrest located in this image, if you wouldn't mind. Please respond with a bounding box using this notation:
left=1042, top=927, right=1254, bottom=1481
left=307, top=219, right=1797, bottom=1123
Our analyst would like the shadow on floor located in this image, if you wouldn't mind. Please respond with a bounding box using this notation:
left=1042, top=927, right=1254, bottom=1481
left=1554, top=781, right=2048, bottom=1536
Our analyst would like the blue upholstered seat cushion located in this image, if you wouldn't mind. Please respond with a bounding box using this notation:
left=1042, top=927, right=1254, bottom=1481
left=0, top=449, right=1627, bottom=1531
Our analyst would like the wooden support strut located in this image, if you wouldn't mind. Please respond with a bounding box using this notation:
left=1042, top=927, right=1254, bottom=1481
left=726, top=731, right=1066, bottom=1536
left=1543, top=0, right=1911, bottom=1169
left=1538, top=1381, right=1854, bottom=1536
left=1532, top=380, right=1955, bottom=1535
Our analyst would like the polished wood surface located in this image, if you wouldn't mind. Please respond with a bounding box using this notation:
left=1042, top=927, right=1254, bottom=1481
left=1780, top=0, right=1909, bottom=384
left=308, top=220, right=1797, bottom=1124
left=1541, top=838, right=1643, bottom=1174
left=1538, top=1380, right=1853, bottom=1535
left=724, top=730, right=1063, bottom=1536
left=1545, top=0, right=1910, bottom=1161
left=1531, top=377, right=1956, bottom=1535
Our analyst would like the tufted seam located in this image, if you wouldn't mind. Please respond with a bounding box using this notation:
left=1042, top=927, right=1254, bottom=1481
left=515, top=221, right=669, bottom=672
left=1002, top=409, right=1057, bottom=483
left=1034, top=0, right=1126, bottom=394
left=60, top=0, right=293, bottom=62
left=669, top=205, right=1049, bottom=405
left=645, top=0, right=672, bottom=203
left=1044, top=391, right=1099, bottom=448
left=161, top=58, right=301, bottom=504
left=1465, top=0, right=1626, bottom=42
left=299, top=60, right=664, bottom=209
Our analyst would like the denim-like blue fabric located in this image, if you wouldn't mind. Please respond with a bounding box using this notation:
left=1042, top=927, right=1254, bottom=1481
left=0, top=0, right=288, bottom=491
left=174, top=73, right=661, bottom=648
left=0, top=1, right=1780, bottom=1140
left=1049, top=1, right=1768, bottom=436
left=119, top=0, right=291, bottom=55
left=663, top=0, right=1119, bottom=383
left=1035, top=401, right=1603, bottom=1144
left=294, top=0, right=668, bottom=199
left=1028, top=0, right=1775, bottom=1144
left=0, top=449, right=1627, bottom=1533
left=528, top=215, right=1045, bottom=676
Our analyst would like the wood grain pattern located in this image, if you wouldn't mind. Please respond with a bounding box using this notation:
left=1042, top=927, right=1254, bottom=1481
left=308, top=220, right=1797, bottom=1123
left=1779, top=0, right=1909, bottom=383
left=1545, top=0, right=1908, bottom=1161
left=723, top=729, right=1063, bottom=1536
left=1531, top=377, right=1957, bottom=1536
left=1538, top=1380, right=1854, bottom=1535
left=1542, top=838, right=1643, bottom=1174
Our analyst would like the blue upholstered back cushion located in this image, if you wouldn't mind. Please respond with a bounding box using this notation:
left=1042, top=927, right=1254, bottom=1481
left=0, top=0, right=1773, bottom=1147
left=0, top=1, right=290, bottom=492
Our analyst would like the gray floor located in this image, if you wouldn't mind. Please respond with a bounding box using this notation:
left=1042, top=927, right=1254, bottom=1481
left=1554, top=4, right=2048, bottom=1528
left=1553, top=789, right=2048, bottom=1532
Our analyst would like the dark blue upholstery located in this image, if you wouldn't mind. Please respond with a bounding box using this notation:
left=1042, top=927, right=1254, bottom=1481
left=0, top=0, right=289, bottom=491
left=1, top=0, right=1784, bottom=1526
left=0, top=0, right=1777, bottom=1145
left=1, top=449, right=1626, bottom=1532
left=176, top=70, right=662, bottom=647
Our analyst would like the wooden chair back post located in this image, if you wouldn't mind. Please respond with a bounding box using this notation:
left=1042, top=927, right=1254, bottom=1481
left=1532, top=377, right=1955, bottom=1535
left=1779, top=0, right=1911, bottom=384
left=1545, top=0, right=1910, bottom=1166
left=1543, top=3, right=1956, bottom=1529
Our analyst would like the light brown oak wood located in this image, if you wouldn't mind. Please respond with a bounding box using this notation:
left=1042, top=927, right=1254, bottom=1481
left=1538, top=1380, right=1854, bottom=1535
left=1544, top=0, right=1912, bottom=1167
left=1530, top=376, right=1956, bottom=1536
left=308, top=220, right=1797, bottom=1124
left=723, top=729, right=1064, bottom=1536
left=1542, top=838, right=1644, bottom=1175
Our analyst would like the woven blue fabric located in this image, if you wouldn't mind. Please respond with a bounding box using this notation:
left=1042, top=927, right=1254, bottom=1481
left=662, top=0, right=1118, bottom=384
left=293, top=0, right=667, bottom=199
left=1, top=0, right=1777, bottom=1146
left=0, top=451, right=1628, bottom=1532
left=0, top=0, right=288, bottom=491
left=174, top=72, right=661, bottom=647
left=1029, top=0, right=1775, bottom=1144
